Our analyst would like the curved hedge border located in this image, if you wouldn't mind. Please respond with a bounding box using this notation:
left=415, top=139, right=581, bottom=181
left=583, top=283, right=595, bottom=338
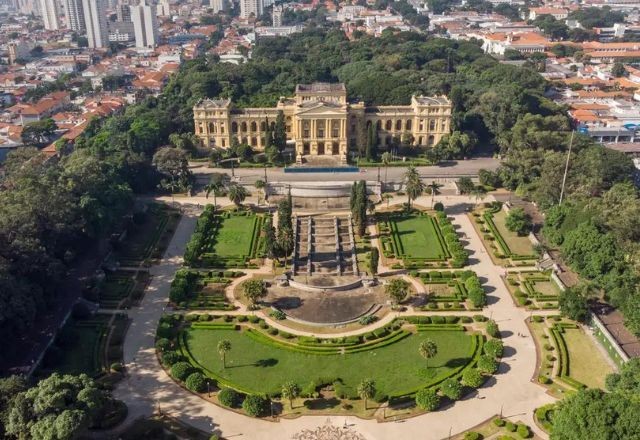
left=549, top=323, right=586, bottom=390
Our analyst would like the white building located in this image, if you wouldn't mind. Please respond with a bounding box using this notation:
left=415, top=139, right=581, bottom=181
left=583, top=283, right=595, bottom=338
left=272, top=4, right=283, bottom=26
left=65, top=0, right=86, bottom=32
left=38, top=0, right=60, bottom=30
left=210, top=0, right=226, bottom=14
left=156, top=0, right=170, bottom=16
left=240, top=0, right=262, bottom=19
left=82, top=0, right=109, bottom=48
left=130, top=0, right=159, bottom=48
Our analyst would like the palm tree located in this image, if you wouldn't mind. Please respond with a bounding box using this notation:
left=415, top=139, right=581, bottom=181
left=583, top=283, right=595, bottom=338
left=419, top=339, right=438, bottom=368
left=404, top=166, right=424, bottom=209
left=217, top=340, right=231, bottom=368
left=470, top=185, right=487, bottom=207
left=357, top=378, right=376, bottom=410
left=381, top=151, right=392, bottom=190
left=254, top=179, right=265, bottom=206
left=227, top=184, right=247, bottom=206
left=426, top=181, right=443, bottom=209
left=281, top=381, right=300, bottom=410
left=204, top=180, right=223, bottom=209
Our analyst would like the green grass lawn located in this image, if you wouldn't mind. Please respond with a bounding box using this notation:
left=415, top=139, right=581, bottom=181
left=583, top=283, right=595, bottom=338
left=392, top=216, right=445, bottom=259
left=184, top=328, right=474, bottom=396
left=531, top=281, right=560, bottom=297
left=49, top=318, right=109, bottom=376
left=208, top=215, right=256, bottom=258
left=492, top=210, right=535, bottom=256
left=563, top=328, right=613, bottom=389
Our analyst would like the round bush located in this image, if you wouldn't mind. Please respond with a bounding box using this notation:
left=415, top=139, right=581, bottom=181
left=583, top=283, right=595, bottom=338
left=242, top=394, right=268, bottom=417
left=415, top=388, right=440, bottom=411
left=171, top=362, right=194, bottom=381
left=516, top=424, right=531, bottom=438
left=110, top=362, right=123, bottom=372
left=486, top=320, right=499, bottom=338
left=505, top=421, right=516, bottom=432
left=462, top=368, right=484, bottom=388
left=185, top=372, right=207, bottom=393
left=162, top=351, right=182, bottom=366
left=493, top=418, right=506, bottom=427
left=464, top=432, right=482, bottom=440
left=538, top=375, right=552, bottom=385
left=433, top=202, right=444, bottom=212
left=218, top=387, right=240, bottom=408
left=477, top=355, right=498, bottom=374
left=156, top=338, right=171, bottom=352
left=440, top=378, right=462, bottom=401
left=484, top=339, right=504, bottom=358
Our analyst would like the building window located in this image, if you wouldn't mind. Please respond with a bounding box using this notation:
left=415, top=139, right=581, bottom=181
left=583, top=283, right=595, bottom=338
left=317, top=120, right=325, bottom=138
left=332, top=142, right=339, bottom=155
left=241, top=122, right=247, bottom=132
left=429, top=120, right=436, bottom=131
left=260, top=121, right=266, bottom=131
left=376, top=120, right=382, bottom=131
left=406, top=119, right=412, bottom=130
left=221, top=139, right=226, bottom=147
left=332, top=121, right=340, bottom=138
left=396, top=120, right=402, bottom=131
left=250, top=121, right=257, bottom=132
left=385, top=120, right=392, bottom=131
left=232, top=122, right=238, bottom=133
left=428, top=135, right=435, bottom=146
left=251, top=137, right=257, bottom=147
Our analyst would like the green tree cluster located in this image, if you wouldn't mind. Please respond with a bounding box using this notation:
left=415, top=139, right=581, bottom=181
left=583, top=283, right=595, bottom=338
left=350, top=180, right=368, bottom=236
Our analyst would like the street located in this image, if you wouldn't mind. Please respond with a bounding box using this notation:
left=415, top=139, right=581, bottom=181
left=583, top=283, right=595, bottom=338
left=190, top=157, right=499, bottom=184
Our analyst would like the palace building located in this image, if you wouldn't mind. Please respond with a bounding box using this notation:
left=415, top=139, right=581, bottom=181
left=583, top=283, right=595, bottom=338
left=192, top=83, right=452, bottom=163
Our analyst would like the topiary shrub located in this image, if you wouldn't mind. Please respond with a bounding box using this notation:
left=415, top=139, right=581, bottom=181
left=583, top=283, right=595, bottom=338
left=464, top=432, right=482, bottom=440
left=477, top=355, right=498, bottom=374
left=484, top=339, right=504, bottom=358
left=156, top=338, right=171, bottom=352
left=462, top=368, right=484, bottom=388
left=440, top=378, right=462, bottom=401
left=493, top=418, right=506, bottom=427
left=185, top=372, right=207, bottom=393
left=415, top=388, right=440, bottom=411
left=161, top=351, right=182, bottom=366
left=516, top=424, right=531, bottom=438
left=434, top=202, right=444, bottom=212
left=242, top=394, right=268, bottom=417
left=171, top=362, right=194, bottom=381
left=505, top=421, right=516, bottom=432
left=486, top=320, right=499, bottom=338
left=218, top=388, right=240, bottom=408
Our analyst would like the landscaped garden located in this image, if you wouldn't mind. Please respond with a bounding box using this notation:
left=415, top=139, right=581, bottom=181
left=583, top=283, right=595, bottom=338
left=156, top=314, right=503, bottom=418
left=471, top=203, right=537, bottom=266
left=413, top=270, right=487, bottom=311
left=97, top=270, right=150, bottom=309
left=529, top=315, right=613, bottom=394
left=505, top=271, right=562, bottom=310
left=115, top=203, right=181, bottom=266
left=37, top=311, right=129, bottom=379
left=184, top=206, right=266, bottom=268
left=169, top=269, right=243, bottom=310
left=377, top=209, right=467, bottom=269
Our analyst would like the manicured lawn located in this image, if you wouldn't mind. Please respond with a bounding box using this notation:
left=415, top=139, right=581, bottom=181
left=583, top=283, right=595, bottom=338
left=183, top=328, right=474, bottom=396
left=392, top=215, right=445, bottom=259
left=563, top=328, right=613, bottom=389
left=530, top=281, right=560, bottom=297
left=211, top=215, right=256, bottom=258
left=491, top=210, right=535, bottom=256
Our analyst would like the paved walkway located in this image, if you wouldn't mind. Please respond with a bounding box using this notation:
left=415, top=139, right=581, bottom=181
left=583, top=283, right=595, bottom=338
left=113, top=196, right=556, bottom=440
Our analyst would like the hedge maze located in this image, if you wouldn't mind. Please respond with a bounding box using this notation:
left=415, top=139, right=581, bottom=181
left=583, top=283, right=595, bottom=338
left=414, top=270, right=487, bottom=311
left=184, top=207, right=266, bottom=269
left=506, top=271, right=561, bottom=309
left=377, top=210, right=468, bottom=269
left=168, top=269, right=244, bottom=310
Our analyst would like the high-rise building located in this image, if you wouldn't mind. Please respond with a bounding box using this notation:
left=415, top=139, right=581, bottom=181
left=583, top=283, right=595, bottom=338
left=64, top=0, right=85, bottom=32
left=82, top=0, right=108, bottom=48
left=240, top=0, right=262, bottom=19
left=130, top=0, right=158, bottom=48
left=156, top=0, right=169, bottom=16
left=272, top=4, right=282, bottom=26
left=209, top=0, right=226, bottom=14
left=116, top=3, right=130, bottom=21
left=38, top=0, right=60, bottom=29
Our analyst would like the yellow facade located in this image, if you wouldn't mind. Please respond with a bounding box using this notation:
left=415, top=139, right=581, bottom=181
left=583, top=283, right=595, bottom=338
left=193, top=83, right=452, bottom=162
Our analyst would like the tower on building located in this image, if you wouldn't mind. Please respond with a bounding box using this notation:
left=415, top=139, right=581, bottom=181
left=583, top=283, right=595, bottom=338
left=130, top=0, right=159, bottom=48
left=82, top=0, right=108, bottom=48
left=65, top=0, right=86, bottom=32
left=240, top=0, right=262, bottom=19
left=272, top=4, right=282, bottom=26
left=39, top=0, right=60, bottom=30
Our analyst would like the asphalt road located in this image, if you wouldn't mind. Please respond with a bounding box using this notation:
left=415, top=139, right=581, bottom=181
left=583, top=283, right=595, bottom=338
left=190, top=157, right=499, bottom=184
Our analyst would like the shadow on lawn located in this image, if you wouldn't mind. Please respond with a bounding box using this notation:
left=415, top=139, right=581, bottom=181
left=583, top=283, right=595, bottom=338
left=254, top=358, right=278, bottom=368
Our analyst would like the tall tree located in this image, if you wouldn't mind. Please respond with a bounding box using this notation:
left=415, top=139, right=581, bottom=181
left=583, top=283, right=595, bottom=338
left=426, top=181, right=443, bottom=209
left=152, top=147, right=193, bottom=193
left=274, top=111, right=287, bottom=152
left=281, top=381, right=300, bottom=410
left=357, top=379, right=376, bottom=410
left=217, top=340, right=231, bottom=368
left=227, top=184, right=247, bottom=206
left=419, top=339, right=438, bottom=368
left=404, top=166, right=424, bottom=209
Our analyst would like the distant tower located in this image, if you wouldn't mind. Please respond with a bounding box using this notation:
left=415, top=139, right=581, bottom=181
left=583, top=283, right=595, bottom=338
left=39, top=0, right=60, bottom=30
left=240, top=0, right=262, bottom=19
left=272, top=4, right=282, bottom=26
left=156, top=0, right=170, bottom=16
left=65, top=0, right=86, bottom=32
left=209, top=0, right=226, bottom=14
left=82, top=0, right=109, bottom=48
left=130, top=0, right=159, bottom=48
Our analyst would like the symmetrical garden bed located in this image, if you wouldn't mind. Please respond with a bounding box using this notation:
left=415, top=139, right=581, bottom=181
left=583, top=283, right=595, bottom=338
left=471, top=203, right=537, bottom=266
left=98, top=271, right=150, bottom=309
left=505, top=271, right=561, bottom=310
left=413, top=270, right=486, bottom=311
left=377, top=210, right=467, bottom=269
left=116, top=203, right=180, bottom=266
left=184, top=207, right=266, bottom=269
left=169, top=269, right=243, bottom=310
left=156, top=314, right=502, bottom=418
